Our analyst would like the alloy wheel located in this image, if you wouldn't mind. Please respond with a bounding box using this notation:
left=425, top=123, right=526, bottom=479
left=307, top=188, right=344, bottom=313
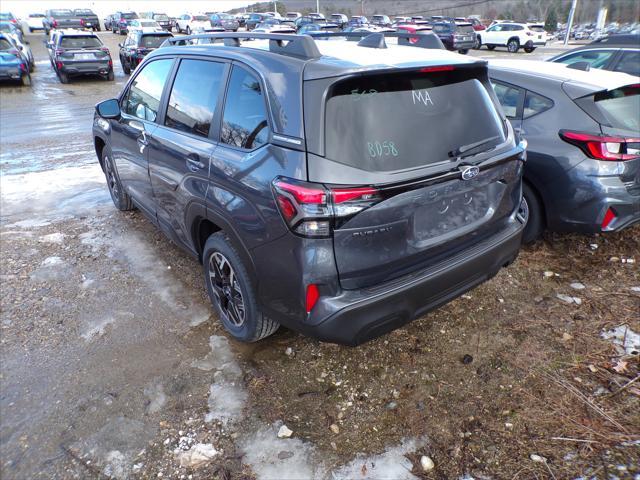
left=208, top=252, right=245, bottom=327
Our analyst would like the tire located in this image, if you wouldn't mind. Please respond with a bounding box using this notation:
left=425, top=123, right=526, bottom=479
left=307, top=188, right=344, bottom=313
left=473, top=35, right=481, bottom=49
left=29, top=61, right=34, bottom=73
left=106, top=69, right=114, bottom=81
left=121, top=57, right=131, bottom=75
left=524, top=46, right=536, bottom=53
left=59, top=72, right=69, bottom=84
left=21, top=74, right=31, bottom=86
left=186, top=26, right=191, bottom=35
left=507, top=38, right=520, bottom=53
left=486, top=44, right=495, bottom=50
left=459, top=49, right=469, bottom=54
left=203, top=233, right=279, bottom=342
left=521, top=183, right=544, bottom=244
left=96, top=26, right=101, bottom=31
left=102, top=147, right=134, bottom=211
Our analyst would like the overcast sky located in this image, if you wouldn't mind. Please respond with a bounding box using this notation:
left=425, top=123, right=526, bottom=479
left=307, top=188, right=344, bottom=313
left=2, top=0, right=256, bottom=18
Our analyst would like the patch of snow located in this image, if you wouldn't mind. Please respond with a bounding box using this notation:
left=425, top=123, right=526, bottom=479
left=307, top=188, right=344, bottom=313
left=81, top=316, right=115, bottom=341
left=241, top=425, right=325, bottom=480
left=103, top=450, right=128, bottom=479
left=0, top=164, right=110, bottom=223
left=332, top=437, right=426, bottom=480
left=40, top=232, right=65, bottom=244
left=42, top=256, right=64, bottom=266
left=202, top=336, right=247, bottom=424
left=601, top=325, right=640, bottom=356
left=110, top=232, right=211, bottom=328
left=30, top=256, right=70, bottom=282
left=569, top=282, right=585, bottom=290
left=144, top=383, right=167, bottom=414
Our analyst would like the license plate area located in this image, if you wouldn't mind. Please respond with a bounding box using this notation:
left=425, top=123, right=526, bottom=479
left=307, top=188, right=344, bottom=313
left=75, top=53, right=95, bottom=60
left=411, top=177, right=499, bottom=244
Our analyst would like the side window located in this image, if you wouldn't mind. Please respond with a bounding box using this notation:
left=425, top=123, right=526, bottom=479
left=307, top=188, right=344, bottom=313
left=164, top=59, right=225, bottom=137
left=556, top=50, right=615, bottom=69
left=122, top=58, right=173, bottom=121
left=613, top=51, right=640, bottom=76
left=491, top=81, right=523, bottom=119
left=513, top=25, right=524, bottom=31
left=523, top=91, right=553, bottom=119
left=221, top=67, right=270, bottom=150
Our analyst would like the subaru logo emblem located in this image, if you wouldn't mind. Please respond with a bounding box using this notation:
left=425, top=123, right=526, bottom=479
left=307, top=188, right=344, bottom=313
left=460, top=166, right=479, bottom=181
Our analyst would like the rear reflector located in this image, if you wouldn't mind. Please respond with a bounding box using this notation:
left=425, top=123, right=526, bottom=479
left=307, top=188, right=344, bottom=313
left=306, top=284, right=320, bottom=313
left=559, top=130, right=640, bottom=161
left=601, top=208, right=616, bottom=230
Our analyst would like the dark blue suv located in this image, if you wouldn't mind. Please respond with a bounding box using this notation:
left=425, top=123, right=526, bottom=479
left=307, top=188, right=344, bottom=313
left=92, top=32, right=526, bottom=345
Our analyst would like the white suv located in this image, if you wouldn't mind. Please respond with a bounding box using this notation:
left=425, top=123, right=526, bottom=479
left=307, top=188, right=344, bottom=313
left=479, top=22, right=546, bottom=53
left=175, top=14, right=211, bottom=34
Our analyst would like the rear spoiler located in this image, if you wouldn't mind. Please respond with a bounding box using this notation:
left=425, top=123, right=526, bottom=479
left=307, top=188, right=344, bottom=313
left=307, top=31, right=445, bottom=50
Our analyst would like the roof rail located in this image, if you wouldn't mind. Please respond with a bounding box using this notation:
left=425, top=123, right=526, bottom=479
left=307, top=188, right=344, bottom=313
left=160, top=32, right=322, bottom=60
left=307, top=31, right=445, bottom=50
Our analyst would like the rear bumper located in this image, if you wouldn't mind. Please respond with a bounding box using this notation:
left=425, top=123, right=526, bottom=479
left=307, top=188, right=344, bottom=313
left=59, top=61, right=111, bottom=75
left=296, top=217, right=524, bottom=345
left=545, top=158, right=640, bottom=233
left=453, top=39, right=476, bottom=50
left=0, top=67, right=23, bottom=79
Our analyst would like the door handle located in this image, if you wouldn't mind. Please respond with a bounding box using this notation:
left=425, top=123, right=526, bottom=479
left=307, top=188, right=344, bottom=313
left=186, top=156, right=205, bottom=172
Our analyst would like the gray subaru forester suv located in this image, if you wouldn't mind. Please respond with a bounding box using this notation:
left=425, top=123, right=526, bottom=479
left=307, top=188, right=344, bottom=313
left=92, top=32, right=526, bottom=345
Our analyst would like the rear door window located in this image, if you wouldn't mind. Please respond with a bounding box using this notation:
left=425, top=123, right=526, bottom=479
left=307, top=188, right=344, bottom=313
left=220, top=66, right=270, bottom=150
left=140, top=34, right=170, bottom=48
left=491, top=81, right=524, bottom=119
left=613, top=50, right=640, bottom=76
left=323, top=69, right=506, bottom=172
left=523, top=91, right=553, bottom=118
left=122, top=58, right=173, bottom=121
left=164, top=59, right=225, bottom=137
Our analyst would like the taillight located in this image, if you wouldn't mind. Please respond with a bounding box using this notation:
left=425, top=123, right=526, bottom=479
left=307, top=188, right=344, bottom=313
left=80, top=19, right=85, bottom=26
left=19, top=62, right=26, bottom=72
left=272, top=178, right=382, bottom=238
left=52, top=19, right=58, bottom=28
left=601, top=207, right=616, bottom=230
left=56, top=61, right=62, bottom=69
left=559, top=130, right=640, bottom=161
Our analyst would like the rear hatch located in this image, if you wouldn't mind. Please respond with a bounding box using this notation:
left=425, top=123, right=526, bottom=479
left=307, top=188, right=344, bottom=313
left=565, top=81, right=640, bottom=196
left=298, top=64, right=523, bottom=289
left=59, top=35, right=109, bottom=63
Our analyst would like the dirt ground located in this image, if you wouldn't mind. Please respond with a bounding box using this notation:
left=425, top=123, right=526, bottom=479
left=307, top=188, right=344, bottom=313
left=1, top=31, right=638, bottom=480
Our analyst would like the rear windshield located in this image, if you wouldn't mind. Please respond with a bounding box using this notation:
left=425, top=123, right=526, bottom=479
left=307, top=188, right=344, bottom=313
left=141, top=34, right=170, bottom=47
left=122, top=13, right=138, bottom=19
left=29, top=14, right=45, bottom=18
left=74, top=10, right=94, bottom=15
left=0, top=13, right=13, bottom=20
left=50, top=9, right=73, bottom=17
left=458, top=25, right=475, bottom=34
left=219, top=14, right=234, bottom=19
left=324, top=69, right=506, bottom=172
left=60, top=36, right=102, bottom=48
left=588, top=86, right=640, bottom=132
left=153, top=14, right=169, bottom=21
left=193, top=15, right=209, bottom=21
left=0, top=24, right=12, bottom=32
left=433, top=24, right=452, bottom=33
left=529, top=26, right=545, bottom=32
left=0, top=38, right=12, bottom=49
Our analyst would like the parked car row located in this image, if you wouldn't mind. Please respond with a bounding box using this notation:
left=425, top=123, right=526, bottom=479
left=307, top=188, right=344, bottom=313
left=91, top=31, right=639, bottom=346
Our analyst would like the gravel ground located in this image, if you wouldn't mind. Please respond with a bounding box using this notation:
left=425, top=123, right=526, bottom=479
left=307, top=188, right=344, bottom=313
left=1, top=32, right=638, bottom=480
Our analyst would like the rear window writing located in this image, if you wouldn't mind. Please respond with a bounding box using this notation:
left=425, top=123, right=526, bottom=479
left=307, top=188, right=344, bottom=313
left=324, top=69, right=506, bottom=172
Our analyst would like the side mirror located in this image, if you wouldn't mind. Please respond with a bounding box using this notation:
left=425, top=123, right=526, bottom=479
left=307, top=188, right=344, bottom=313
left=17, top=45, right=23, bottom=51
left=96, top=98, right=121, bottom=119
left=118, top=43, right=123, bottom=48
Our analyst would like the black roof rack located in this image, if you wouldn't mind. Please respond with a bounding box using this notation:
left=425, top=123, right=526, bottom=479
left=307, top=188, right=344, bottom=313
left=308, top=31, right=445, bottom=50
left=161, top=32, right=322, bottom=60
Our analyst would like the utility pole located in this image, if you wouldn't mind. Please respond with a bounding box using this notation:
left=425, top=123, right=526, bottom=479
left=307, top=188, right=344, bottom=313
left=564, top=0, right=578, bottom=46
left=316, top=0, right=320, bottom=14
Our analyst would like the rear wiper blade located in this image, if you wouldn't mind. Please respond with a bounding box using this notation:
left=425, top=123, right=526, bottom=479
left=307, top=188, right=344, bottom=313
left=448, top=135, right=501, bottom=159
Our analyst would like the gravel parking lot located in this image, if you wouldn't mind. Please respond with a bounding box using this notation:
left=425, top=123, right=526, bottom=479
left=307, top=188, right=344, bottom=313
left=1, top=32, right=639, bottom=479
